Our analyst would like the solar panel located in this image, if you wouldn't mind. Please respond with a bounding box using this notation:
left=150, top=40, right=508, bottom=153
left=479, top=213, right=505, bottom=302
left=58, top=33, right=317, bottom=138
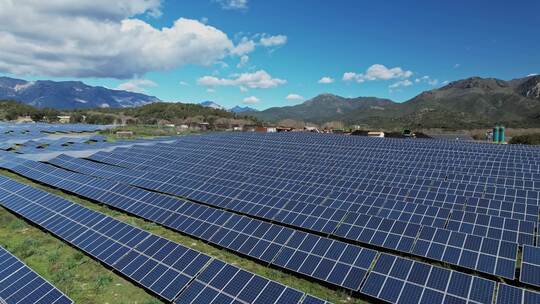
left=0, top=246, right=73, bottom=304
left=1, top=158, right=377, bottom=292
left=4, top=131, right=540, bottom=304
left=520, top=245, right=540, bottom=287
left=411, top=226, right=517, bottom=279
left=0, top=176, right=324, bottom=303
left=1, top=156, right=527, bottom=285
left=174, top=260, right=311, bottom=304
left=360, top=253, right=496, bottom=304
left=496, top=284, right=540, bottom=304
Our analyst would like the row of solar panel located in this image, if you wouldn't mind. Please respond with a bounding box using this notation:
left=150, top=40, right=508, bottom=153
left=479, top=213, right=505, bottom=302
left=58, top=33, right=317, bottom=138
left=103, top=140, right=540, bottom=185
left=6, top=158, right=524, bottom=283
left=99, top=148, right=540, bottom=213
left=120, top=146, right=540, bottom=188
left=0, top=175, right=326, bottom=304
left=156, top=134, right=540, bottom=171
left=1, top=174, right=538, bottom=304
left=86, top=147, right=540, bottom=223
left=0, top=246, right=73, bottom=304
left=47, top=154, right=537, bottom=248
left=119, top=140, right=540, bottom=197
left=0, top=159, right=382, bottom=291
left=89, top=137, right=537, bottom=181
left=195, top=132, right=540, bottom=157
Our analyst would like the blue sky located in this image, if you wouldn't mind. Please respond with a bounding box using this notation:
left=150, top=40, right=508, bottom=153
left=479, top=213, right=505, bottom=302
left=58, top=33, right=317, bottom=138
left=0, top=0, right=539, bottom=110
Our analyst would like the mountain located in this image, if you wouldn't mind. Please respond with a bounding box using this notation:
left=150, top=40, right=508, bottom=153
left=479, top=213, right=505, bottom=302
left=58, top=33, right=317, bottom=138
left=248, top=94, right=394, bottom=123
left=199, top=101, right=225, bottom=110
left=250, top=76, right=540, bottom=129
left=200, top=102, right=258, bottom=113
left=229, top=105, right=258, bottom=113
left=0, top=76, right=159, bottom=109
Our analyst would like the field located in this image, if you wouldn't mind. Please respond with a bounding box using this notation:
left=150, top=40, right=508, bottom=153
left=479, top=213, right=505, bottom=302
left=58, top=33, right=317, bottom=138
left=0, top=170, right=358, bottom=304
left=2, top=124, right=540, bottom=304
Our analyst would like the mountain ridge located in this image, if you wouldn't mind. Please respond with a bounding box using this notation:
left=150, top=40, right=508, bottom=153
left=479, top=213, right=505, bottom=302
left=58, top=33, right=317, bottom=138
left=248, top=75, right=540, bottom=128
left=0, top=76, right=160, bottom=109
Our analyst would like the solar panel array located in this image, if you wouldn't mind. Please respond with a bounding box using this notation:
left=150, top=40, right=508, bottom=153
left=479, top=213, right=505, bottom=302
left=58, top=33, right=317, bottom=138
left=521, top=245, right=540, bottom=287
left=2, top=131, right=540, bottom=304
left=0, top=175, right=326, bottom=304
left=0, top=246, right=73, bottom=304
left=1, top=157, right=377, bottom=291
left=33, top=153, right=521, bottom=279
left=361, top=253, right=495, bottom=304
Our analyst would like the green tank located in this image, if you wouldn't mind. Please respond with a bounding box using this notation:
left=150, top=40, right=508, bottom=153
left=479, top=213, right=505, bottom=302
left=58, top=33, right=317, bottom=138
left=493, top=126, right=499, bottom=143
left=498, top=125, right=505, bottom=143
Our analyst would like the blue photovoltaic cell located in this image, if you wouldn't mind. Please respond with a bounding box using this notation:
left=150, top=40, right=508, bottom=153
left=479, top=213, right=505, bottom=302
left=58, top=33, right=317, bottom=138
left=0, top=246, right=73, bottom=304
left=520, top=245, right=540, bottom=287
left=4, top=131, right=540, bottom=304
left=411, top=226, right=517, bottom=279
left=1, top=158, right=377, bottom=292
left=360, top=253, right=496, bottom=304
left=0, top=175, right=325, bottom=304
left=173, top=260, right=329, bottom=304
left=496, top=284, right=540, bottom=304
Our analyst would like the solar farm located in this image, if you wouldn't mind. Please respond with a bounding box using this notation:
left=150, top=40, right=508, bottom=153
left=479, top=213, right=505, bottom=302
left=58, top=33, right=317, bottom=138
left=1, top=125, right=540, bottom=304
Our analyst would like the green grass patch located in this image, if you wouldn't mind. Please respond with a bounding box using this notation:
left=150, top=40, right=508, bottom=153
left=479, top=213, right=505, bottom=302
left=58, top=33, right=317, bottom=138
left=0, top=170, right=369, bottom=303
left=0, top=208, right=161, bottom=304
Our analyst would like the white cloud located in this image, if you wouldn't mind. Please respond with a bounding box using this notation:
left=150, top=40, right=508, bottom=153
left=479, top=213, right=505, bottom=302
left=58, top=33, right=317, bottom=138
left=237, top=55, right=249, bottom=68
left=179, top=81, right=189, bottom=86
left=116, top=79, right=157, bottom=93
left=342, top=72, right=357, bottom=81
left=318, top=76, right=334, bottom=84
left=260, top=35, right=287, bottom=47
left=389, top=79, right=413, bottom=89
left=0, top=1, right=242, bottom=79
left=415, top=75, right=439, bottom=86
left=197, top=70, right=286, bottom=90
left=527, top=73, right=538, bottom=77
left=454, top=63, right=461, bottom=69
left=231, top=37, right=256, bottom=56
left=343, top=64, right=413, bottom=83
left=286, top=94, right=304, bottom=101
left=442, top=80, right=449, bottom=85
left=215, top=0, right=248, bottom=10
left=243, top=96, right=260, bottom=104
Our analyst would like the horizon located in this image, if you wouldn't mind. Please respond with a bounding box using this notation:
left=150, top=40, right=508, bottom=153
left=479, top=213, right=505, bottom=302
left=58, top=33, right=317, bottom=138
left=0, top=1, right=538, bottom=111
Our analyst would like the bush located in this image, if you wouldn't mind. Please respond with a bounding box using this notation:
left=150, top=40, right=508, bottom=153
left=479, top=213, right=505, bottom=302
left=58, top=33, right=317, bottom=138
left=509, top=134, right=540, bottom=145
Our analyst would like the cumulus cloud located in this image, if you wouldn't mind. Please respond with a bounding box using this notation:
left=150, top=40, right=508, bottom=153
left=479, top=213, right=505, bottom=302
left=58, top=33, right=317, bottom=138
left=116, top=79, right=157, bottom=93
left=343, top=64, right=413, bottom=84
left=0, top=1, right=240, bottom=79
left=197, top=70, right=286, bottom=90
left=389, top=79, right=413, bottom=89
left=286, top=94, right=304, bottom=101
left=215, top=0, right=248, bottom=10
left=415, top=75, right=439, bottom=86
left=237, top=55, right=249, bottom=68
left=318, top=76, right=334, bottom=84
left=260, top=35, right=287, bottom=47
left=342, top=72, right=357, bottom=81
left=243, top=96, right=260, bottom=104
left=231, top=37, right=256, bottom=56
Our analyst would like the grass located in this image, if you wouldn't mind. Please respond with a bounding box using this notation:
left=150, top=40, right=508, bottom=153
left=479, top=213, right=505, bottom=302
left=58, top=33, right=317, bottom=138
left=0, top=169, right=369, bottom=304
left=0, top=209, right=161, bottom=304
